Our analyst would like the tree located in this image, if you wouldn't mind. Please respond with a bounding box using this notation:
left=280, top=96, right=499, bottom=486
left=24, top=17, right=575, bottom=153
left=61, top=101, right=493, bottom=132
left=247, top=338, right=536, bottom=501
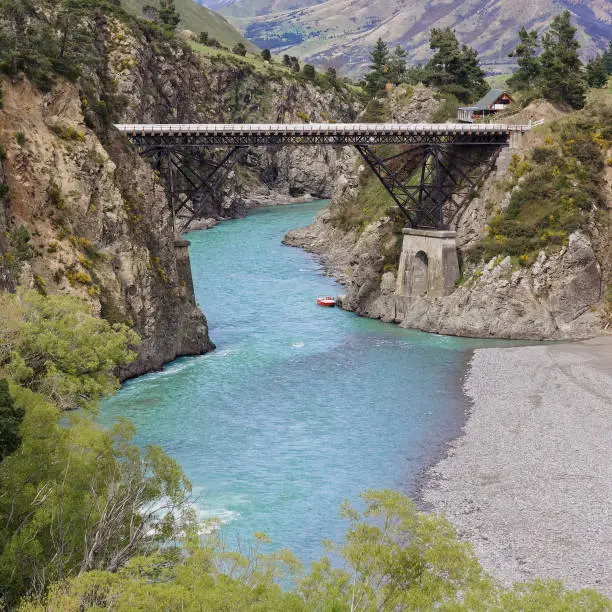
left=0, top=291, right=139, bottom=412
left=540, top=10, right=586, bottom=109
left=198, top=31, right=209, bottom=45
left=603, top=41, right=612, bottom=74
left=365, top=38, right=390, bottom=96
left=283, top=54, right=291, bottom=67
left=508, top=27, right=541, bottom=91
left=261, top=48, right=272, bottom=62
left=425, top=28, right=488, bottom=103
left=586, top=55, right=608, bottom=88
left=325, top=66, right=337, bottom=82
left=389, top=45, right=407, bottom=84
left=302, top=64, right=316, bottom=80
left=232, top=42, right=247, bottom=57
left=158, top=0, right=180, bottom=30
left=290, top=56, right=300, bottom=72
left=0, top=387, right=194, bottom=606
left=0, top=378, right=24, bottom=461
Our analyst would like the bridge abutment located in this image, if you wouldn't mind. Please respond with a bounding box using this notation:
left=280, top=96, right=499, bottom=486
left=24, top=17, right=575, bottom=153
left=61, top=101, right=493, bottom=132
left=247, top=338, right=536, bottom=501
left=395, top=229, right=459, bottom=318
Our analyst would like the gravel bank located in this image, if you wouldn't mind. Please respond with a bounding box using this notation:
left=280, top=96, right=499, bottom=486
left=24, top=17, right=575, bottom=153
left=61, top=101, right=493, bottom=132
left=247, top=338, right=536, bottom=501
left=423, top=337, right=612, bottom=596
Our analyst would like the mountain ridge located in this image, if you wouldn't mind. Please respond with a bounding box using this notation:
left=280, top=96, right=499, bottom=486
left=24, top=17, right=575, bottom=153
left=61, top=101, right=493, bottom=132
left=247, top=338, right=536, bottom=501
left=197, top=0, right=611, bottom=75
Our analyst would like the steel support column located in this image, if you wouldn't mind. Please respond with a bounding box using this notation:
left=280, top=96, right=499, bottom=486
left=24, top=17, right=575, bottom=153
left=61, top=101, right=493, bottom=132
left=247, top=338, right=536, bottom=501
left=140, top=146, right=242, bottom=233
left=355, top=144, right=502, bottom=230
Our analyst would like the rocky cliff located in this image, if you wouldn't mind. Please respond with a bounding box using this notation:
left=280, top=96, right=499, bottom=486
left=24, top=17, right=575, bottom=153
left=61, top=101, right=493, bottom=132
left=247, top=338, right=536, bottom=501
left=105, top=24, right=361, bottom=222
left=286, top=89, right=612, bottom=340
left=0, top=78, right=213, bottom=378
left=0, top=3, right=362, bottom=376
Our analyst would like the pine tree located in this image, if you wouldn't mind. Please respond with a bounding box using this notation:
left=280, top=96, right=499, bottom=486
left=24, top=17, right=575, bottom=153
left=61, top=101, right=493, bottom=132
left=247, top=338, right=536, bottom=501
left=158, top=0, right=180, bottom=30
left=365, top=38, right=390, bottom=96
left=507, top=27, right=541, bottom=91
left=388, top=45, right=407, bottom=84
left=0, top=379, right=24, bottom=461
left=425, top=28, right=488, bottom=103
left=603, top=41, right=612, bottom=75
left=540, top=11, right=586, bottom=109
left=586, top=55, right=608, bottom=88
left=261, top=48, right=272, bottom=62
left=303, top=64, right=316, bottom=80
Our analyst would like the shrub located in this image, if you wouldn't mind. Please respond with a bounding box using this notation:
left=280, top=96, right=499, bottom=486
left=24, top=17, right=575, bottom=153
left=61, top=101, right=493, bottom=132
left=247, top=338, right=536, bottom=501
left=302, top=64, right=316, bottom=80
left=466, top=107, right=610, bottom=266
left=15, top=132, right=26, bottom=146
left=232, top=43, right=247, bottom=57
left=50, top=123, right=86, bottom=142
left=431, top=94, right=460, bottom=123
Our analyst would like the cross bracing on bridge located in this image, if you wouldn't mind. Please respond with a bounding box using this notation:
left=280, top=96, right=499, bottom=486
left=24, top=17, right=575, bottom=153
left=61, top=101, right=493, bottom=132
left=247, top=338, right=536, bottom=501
left=115, top=122, right=531, bottom=232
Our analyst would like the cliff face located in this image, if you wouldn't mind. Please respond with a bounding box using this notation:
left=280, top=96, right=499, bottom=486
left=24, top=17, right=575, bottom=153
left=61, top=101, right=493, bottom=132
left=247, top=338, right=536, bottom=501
left=0, top=9, right=362, bottom=376
left=286, top=91, right=611, bottom=341
left=0, top=78, right=213, bottom=378
left=106, top=23, right=361, bottom=220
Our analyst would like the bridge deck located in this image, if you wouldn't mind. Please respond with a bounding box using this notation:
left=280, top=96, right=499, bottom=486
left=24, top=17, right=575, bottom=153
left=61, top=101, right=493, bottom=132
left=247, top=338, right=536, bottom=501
left=115, top=122, right=530, bottom=136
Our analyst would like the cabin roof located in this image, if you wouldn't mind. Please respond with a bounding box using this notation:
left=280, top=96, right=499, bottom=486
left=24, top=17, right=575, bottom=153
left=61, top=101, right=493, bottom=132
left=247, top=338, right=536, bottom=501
left=458, top=89, right=511, bottom=112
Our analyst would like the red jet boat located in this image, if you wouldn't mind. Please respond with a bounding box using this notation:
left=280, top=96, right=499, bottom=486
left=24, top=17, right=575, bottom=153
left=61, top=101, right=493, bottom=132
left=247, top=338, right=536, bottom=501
left=317, top=296, right=336, bottom=307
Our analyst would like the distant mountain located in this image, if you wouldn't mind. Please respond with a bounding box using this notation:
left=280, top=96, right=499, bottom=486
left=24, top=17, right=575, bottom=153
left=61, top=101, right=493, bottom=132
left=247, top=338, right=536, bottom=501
left=121, top=0, right=258, bottom=52
left=197, top=0, right=611, bottom=75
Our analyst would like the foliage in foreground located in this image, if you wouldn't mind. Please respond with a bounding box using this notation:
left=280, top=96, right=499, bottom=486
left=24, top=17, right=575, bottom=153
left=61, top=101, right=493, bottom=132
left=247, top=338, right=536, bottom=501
left=21, top=490, right=610, bottom=611
left=0, top=291, right=139, bottom=411
left=0, top=385, right=193, bottom=606
left=0, top=293, right=608, bottom=610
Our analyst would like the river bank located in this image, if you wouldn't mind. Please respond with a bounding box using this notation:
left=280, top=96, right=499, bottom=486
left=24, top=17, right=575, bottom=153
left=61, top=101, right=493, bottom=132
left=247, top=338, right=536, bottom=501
left=423, top=336, right=612, bottom=596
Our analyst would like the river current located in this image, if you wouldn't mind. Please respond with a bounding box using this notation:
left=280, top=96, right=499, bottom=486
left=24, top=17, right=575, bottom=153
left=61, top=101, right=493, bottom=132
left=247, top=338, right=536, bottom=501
left=100, top=201, right=509, bottom=563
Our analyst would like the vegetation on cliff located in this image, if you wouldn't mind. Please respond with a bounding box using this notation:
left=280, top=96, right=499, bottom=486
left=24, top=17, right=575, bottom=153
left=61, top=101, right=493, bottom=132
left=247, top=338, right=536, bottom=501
left=467, top=93, right=611, bottom=267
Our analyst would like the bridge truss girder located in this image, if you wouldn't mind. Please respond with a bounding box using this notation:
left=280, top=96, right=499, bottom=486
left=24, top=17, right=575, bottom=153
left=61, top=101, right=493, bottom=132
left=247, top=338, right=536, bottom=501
left=144, top=146, right=241, bottom=233
left=355, top=144, right=502, bottom=229
left=134, top=140, right=505, bottom=233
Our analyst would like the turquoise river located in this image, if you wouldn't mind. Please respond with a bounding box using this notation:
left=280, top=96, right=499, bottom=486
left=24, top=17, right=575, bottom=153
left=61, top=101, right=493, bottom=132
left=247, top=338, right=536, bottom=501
left=100, top=200, right=510, bottom=564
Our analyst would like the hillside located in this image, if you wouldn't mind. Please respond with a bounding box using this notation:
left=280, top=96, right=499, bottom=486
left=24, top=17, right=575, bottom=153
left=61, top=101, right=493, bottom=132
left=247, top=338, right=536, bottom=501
left=198, top=0, right=611, bottom=75
left=121, top=0, right=258, bottom=51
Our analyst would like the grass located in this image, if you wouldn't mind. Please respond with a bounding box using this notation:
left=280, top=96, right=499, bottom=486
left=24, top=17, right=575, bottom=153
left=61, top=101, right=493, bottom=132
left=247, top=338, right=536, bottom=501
left=120, top=0, right=258, bottom=52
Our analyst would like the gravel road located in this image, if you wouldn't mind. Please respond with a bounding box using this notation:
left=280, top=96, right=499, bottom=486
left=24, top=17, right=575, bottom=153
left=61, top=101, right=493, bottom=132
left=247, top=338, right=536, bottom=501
left=423, top=337, right=612, bottom=596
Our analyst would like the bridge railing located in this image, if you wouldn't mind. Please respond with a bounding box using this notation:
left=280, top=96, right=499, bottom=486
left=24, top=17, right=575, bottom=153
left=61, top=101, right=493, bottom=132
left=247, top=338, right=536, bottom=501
left=114, top=122, right=534, bottom=137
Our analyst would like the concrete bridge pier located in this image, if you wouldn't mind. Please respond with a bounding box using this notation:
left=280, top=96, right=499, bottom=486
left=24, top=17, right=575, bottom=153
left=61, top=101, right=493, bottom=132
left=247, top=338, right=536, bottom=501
left=395, top=229, right=459, bottom=319
left=174, top=238, right=197, bottom=304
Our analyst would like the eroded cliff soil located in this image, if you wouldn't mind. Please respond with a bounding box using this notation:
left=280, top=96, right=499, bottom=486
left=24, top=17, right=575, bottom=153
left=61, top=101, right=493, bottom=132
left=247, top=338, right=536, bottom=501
left=286, top=92, right=611, bottom=340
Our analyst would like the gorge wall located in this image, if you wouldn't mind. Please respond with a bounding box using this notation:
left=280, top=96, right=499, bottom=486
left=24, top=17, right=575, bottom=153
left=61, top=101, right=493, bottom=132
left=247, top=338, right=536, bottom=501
left=286, top=88, right=612, bottom=340
left=0, top=8, right=362, bottom=376
left=106, top=21, right=361, bottom=221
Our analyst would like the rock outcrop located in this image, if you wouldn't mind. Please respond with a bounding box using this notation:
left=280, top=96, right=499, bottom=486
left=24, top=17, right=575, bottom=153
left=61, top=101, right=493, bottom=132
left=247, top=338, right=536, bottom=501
left=0, top=10, right=362, bottom=376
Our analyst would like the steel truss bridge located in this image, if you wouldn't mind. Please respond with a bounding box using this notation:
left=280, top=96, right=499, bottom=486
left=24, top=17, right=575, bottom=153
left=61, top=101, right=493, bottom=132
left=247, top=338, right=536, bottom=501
left=115, top=123, right=532, bottom=232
